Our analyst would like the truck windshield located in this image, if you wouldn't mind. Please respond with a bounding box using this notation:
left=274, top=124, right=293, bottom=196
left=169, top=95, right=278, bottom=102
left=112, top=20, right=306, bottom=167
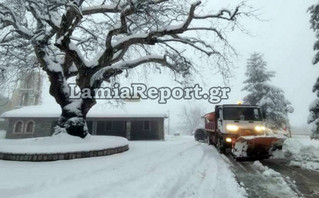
left=223, top=107, right=262, bottom=121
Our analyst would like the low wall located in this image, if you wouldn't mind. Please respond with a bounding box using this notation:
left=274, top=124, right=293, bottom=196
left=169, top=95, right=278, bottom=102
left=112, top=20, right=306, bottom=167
left=0, top=145, right=129, bottom=162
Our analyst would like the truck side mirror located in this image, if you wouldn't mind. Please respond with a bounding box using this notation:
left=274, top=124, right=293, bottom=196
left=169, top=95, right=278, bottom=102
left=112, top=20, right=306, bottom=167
left=262, top=111, right=266, bottom=119
left=218, top=119, right=223, bottom=125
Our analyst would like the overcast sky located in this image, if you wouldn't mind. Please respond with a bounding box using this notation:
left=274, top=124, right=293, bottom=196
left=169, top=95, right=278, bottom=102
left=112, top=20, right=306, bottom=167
left=41, top=0, right=319, bottom=130
left=148, top=0, right=319, bottom=129
left=219, top=0, right=319, bottom=128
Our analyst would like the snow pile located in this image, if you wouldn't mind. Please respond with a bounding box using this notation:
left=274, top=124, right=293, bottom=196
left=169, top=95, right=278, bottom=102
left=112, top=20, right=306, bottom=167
left=252, top=160, right=267, bottom=171
left=252, top=161, right=298, bottom=197
left=0, top=133, right=128, bottom=154
left=282, top=138, right=319, bottom=171
left=0, top=130, right=6, bottom=139
left=271, top=148, right=285, bottom=159
left=233, top=141, right=248, bottom=157
left=233, top=135, right=287, bottom=158
left=262, top=167, right=282, bottom=178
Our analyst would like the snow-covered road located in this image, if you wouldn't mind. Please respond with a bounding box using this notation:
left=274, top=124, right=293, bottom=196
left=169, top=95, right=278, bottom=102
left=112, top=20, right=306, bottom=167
left=224, top=156, right=299, bottom=198
left=223, top=155, right=319, bottom=198
left=0, top=136, right=246, bottom=198
left=262, top=159, right=319, bottom=197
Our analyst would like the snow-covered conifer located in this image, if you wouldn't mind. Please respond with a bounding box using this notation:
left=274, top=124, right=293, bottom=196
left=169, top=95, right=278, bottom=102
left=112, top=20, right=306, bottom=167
left=242, top=53, right=291, bottom=130
left=308, top=4, right=319, bottom=139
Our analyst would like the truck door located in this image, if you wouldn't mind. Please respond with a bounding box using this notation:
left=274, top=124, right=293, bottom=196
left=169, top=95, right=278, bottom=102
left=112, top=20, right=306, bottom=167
left=216, top=106, right=223, bottom=131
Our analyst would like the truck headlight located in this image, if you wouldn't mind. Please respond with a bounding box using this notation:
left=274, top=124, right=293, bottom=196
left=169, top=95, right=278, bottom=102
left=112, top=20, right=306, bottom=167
left=255, top=126, right=266, bottom=131
left=226, top=125, right=239, bottom=131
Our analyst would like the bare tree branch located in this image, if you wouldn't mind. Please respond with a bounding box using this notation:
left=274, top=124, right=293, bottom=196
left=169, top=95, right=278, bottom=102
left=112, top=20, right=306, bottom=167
left=0, top=0, right=249, bottom=137
left=82, top=4, right=121, bottom=15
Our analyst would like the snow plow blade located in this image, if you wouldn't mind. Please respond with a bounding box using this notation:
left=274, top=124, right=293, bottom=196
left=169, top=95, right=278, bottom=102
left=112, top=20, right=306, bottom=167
left=233, top=136, right=286, bottom=160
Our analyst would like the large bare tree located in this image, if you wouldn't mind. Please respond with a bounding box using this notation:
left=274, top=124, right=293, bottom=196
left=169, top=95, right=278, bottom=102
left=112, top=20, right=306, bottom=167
left=0, top=0, right=246, bottom=138
left=178, top=103, right=205, bottom=135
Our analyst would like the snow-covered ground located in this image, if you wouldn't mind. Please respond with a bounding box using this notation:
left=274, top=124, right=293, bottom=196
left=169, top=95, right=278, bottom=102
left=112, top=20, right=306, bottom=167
left=252, top=161, right=298, bottom=197
left=272, top=135, right=319, bottom=171
left=0, top=136, right=246, bottom=198
left=0, top=133, right=128, bottom=154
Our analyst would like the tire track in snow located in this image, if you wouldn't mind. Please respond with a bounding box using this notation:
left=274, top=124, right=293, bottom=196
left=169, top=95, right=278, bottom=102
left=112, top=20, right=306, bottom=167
left=70, top=141, right=203, bottom=198
left=163, top=143, right=246, bottom=198
left=262, top=159, right=319, bottom=198
left=58, top=141, right=195, bottom=183
left=164, top=143, right=208, bottom=198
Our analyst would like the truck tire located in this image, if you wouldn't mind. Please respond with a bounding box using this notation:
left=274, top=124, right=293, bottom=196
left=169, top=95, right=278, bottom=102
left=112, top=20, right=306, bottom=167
left=214, top=133, right=218, bottom=146
left=216, top=136, right=225, bottom=154
left=208, top=133, right=213, bottom=145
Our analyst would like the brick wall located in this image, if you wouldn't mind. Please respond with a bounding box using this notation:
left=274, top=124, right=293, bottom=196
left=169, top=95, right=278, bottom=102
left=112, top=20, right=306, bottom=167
left=0, top=145, right=129, bottom=161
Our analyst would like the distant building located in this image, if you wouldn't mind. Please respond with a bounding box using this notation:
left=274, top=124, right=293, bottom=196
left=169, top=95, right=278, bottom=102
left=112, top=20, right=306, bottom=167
left=0, top=69, right=43, bottom=133
left=10, top=69, right=43, bottom=108
left=1, top=103, right=167, bottom=140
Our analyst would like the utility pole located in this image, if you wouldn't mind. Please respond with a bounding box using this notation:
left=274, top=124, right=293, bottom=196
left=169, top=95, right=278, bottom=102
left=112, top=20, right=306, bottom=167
left=286, top=106, right=294, bottom=138
left=167, top=110, right=170, bottom=135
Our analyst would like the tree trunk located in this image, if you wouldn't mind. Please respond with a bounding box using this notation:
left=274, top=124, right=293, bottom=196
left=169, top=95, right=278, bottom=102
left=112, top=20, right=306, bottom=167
left=33, top=44, right=99, bottom=138
left=47, top=71, right=97, bottom=138
left=58, top=94, right=96, bottom=138
left=57, top=97, right=96, bottom=138
left=58, top=105, right=87, bottom=138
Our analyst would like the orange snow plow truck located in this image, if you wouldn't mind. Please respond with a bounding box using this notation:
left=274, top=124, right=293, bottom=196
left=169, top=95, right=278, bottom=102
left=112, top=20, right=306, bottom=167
left=204, top=104, right=286, bottom=159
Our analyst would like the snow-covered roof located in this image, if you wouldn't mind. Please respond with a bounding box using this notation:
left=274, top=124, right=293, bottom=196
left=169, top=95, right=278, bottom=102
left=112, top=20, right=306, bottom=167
left=1, top=102, right=168, bottom=118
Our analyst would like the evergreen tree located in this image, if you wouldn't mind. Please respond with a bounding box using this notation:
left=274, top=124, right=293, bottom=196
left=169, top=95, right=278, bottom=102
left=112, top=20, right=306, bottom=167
left=259, top=86, right=291, bottom=130
left=242, top=53, right=275, bottom=105
left=308, top=3, right=319, bottom=139
left=242, top=53, right=291, bottom=130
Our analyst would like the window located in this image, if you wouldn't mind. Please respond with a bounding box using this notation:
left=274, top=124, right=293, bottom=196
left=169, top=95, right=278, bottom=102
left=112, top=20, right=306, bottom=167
left=254, top=109, right=260, bottom=120
left=223, top=107, right=262, bottom=121
left=86, top=121, right=93, bottom=134
left=106, top=121, right=112, bottom=131
left=13, top=120, right=24, bottom=133
left=25, top=120, right=35, bottom=133
left=97, top=121, right=106, bottom=134
left=143, top=121, right=150, bottom=130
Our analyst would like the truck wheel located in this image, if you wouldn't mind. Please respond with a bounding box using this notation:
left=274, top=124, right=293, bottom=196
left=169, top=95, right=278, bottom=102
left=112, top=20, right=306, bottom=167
left=216, top=138, right=225, bottom=154
left=208, top=133, right=213, bottom=145
left=208, top=136, right=212, bottom=145
left=213, top=133, right=218, bottom=146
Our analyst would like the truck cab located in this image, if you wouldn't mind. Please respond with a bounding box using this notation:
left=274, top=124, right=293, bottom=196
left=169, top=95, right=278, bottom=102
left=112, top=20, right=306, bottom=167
left=205, top=104, right=266, bottom=153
